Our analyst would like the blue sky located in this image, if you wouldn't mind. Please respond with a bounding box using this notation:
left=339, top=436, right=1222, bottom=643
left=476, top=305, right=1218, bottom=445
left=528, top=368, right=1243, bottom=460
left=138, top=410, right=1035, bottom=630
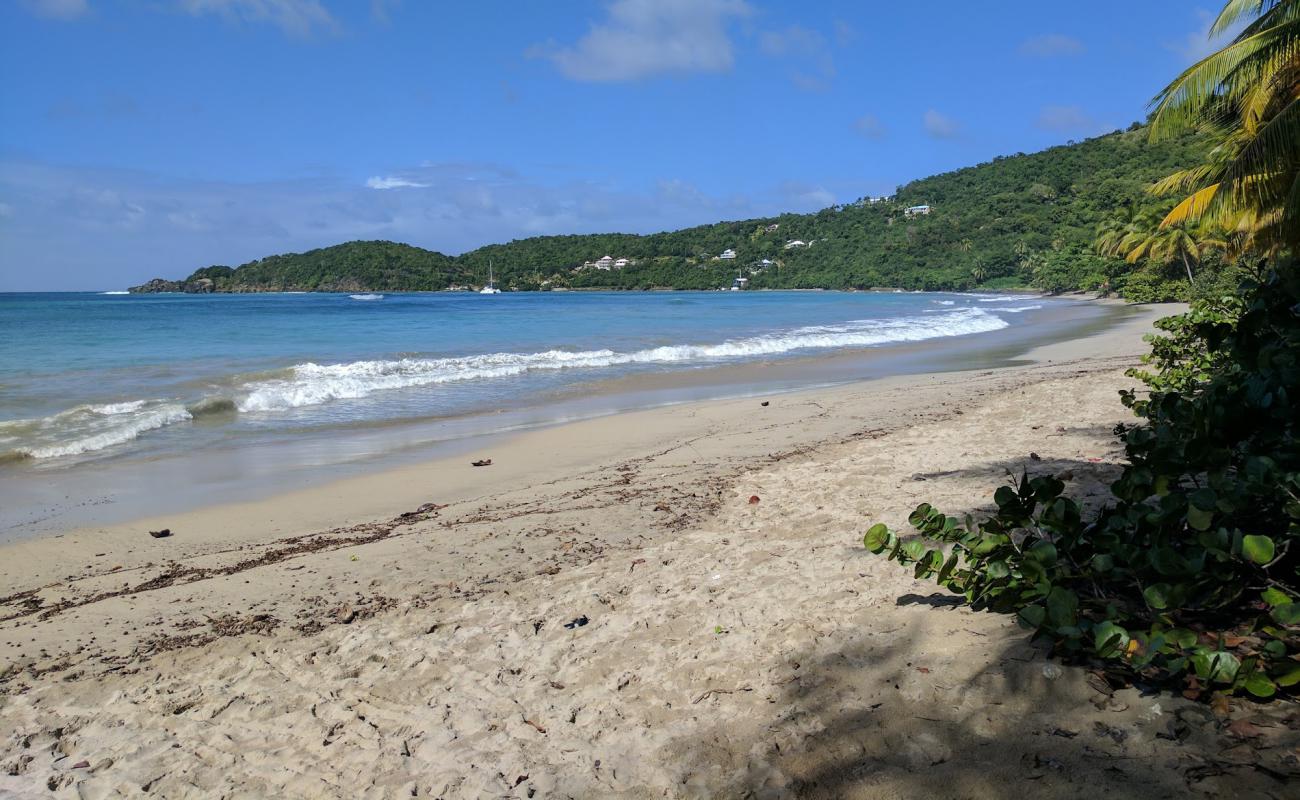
left=0, top=0, right=1233, bottom=290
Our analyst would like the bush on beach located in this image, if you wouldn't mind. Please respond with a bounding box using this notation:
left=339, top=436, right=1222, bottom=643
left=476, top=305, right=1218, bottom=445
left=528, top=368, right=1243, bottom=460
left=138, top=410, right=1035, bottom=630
left=865, top=265, right=1300, bottom=698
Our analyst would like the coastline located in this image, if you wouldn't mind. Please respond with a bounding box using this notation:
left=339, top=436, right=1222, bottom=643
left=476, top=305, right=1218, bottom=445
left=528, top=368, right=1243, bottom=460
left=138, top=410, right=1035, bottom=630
left=0, top=292, right=1128, bottom=540
left=5, top=300, right=1294, bottom=798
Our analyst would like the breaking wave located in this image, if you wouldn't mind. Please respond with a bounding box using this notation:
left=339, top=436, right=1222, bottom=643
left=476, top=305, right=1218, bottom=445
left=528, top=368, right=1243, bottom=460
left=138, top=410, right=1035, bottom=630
left=4, top=307, right=1010, bottom=458
left=236, top=308, right=1008, bottom=412
left=0, top=400, right=192, bottom=460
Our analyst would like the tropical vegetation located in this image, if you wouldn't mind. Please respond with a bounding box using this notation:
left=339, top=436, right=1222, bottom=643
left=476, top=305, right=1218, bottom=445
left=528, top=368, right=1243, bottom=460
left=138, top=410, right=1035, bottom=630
left=134, top=126, right=1214, bottom=297
left=866, top=0, right=1299, bottom=699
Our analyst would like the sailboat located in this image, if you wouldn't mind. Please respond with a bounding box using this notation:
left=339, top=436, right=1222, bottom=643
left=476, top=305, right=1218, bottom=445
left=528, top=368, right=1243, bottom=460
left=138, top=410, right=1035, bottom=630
left=479, top=259, right=501, bottom=295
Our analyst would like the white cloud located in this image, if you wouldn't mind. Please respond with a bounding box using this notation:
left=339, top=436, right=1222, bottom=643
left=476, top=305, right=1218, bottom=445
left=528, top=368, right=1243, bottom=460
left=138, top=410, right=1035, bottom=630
left=777, top=181, right=835, bottom=211
left=1035, top=104, right=1107, bottom=135
left=1018, top=34, right=1084, bottom=57
left=1170, top=8, right=1244, bottom=63
left=365, top=175, right=430, bottom=190
left=923, top=109, right=959, bottom=139
left=1, top=158, right=843, bottom=290
left=21, top=0, right=338, bottom=35
left=531, top=0, right=752, bottom=82
left=852, top=113, right=887, bottom=140
left=177, top=0, right=339, bottom=36
left=759, top=25, right=836, bottom=92
left=22, top=0, right=88, bottom=20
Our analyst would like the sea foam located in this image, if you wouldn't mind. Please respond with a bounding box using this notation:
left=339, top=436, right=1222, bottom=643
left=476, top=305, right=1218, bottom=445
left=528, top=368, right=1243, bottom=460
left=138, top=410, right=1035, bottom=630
left=236, top=308, right=1008, bottom=412
left=5, top=307, right=1010, bottom=457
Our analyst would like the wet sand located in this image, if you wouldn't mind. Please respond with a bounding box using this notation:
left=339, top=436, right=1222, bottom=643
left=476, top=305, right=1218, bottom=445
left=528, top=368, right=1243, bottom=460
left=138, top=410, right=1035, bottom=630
left=2, top=301, right=1296, bottom=798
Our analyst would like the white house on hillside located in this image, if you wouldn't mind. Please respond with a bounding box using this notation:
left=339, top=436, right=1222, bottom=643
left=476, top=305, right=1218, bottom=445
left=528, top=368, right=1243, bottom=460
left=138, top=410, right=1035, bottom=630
left=719, top=248, right=737, bottom=260
left=783, top=240, right=808, bottom=250
left=613, top=258, right=631, bottom=268
left=595, top=255, right=615, bottom=270
left=904, top=204, right=932, bottom=217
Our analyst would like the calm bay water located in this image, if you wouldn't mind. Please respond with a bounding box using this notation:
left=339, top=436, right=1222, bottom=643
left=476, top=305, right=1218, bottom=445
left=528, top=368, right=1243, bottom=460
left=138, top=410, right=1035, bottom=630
left=0, top=289, right=1116, bottom=535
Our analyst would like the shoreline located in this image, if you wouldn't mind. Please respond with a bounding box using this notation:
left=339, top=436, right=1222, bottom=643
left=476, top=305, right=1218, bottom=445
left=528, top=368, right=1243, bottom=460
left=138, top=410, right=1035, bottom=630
left=0, top=294, right=1129, bottom=540
left=8, top=299, right=1294, bottom=798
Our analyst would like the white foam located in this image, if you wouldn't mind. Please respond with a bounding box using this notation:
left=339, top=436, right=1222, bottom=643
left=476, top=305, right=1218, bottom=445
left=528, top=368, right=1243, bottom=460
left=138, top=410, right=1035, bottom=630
left=0, top=401, right=192, bottom=459
left=996, top=305, right=1043, bottom=314
left=934, top=300, right=955, bottom=305
left=350, top=293, right=384, bottom=301
left=237, top=308, right=1009, bottom=412
left=100, top=290, right=130, bottom=295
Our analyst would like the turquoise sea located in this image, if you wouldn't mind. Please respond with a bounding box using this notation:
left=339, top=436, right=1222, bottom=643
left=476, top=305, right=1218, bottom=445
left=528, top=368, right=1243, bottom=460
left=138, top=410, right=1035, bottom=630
left=0, top=290, right=1119, bottom=535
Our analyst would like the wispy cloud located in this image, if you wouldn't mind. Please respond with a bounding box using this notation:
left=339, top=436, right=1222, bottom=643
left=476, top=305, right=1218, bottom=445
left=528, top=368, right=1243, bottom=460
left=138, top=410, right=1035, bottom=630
left=365, top=175, right=429, bottom=190
left=0, top=158, right=841, bottom=290
left=1035, top=104, right=1108, bottom=136
left=852, top=113, right=887, bottom=140
left=1018, top=34, right=1084, bottom=57
left=177, top=0, right=339, bottom=37
left=759, top=24, right=836, bottom=92
left=923, top=109, right=959, bottom=140
left=777, top=180, right=835, bottom=211
left=1169, top=7, right=1243, bottom=64
left=21, top=0, right=89, bottom=20
left=530, top=0, right=752, bottom=82
left=21, top=0, right=339, bottom=36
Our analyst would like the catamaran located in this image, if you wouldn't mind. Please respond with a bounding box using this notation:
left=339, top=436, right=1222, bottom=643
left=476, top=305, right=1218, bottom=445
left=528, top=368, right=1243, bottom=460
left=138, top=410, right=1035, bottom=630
left=480, top=259, right=501, bottom=294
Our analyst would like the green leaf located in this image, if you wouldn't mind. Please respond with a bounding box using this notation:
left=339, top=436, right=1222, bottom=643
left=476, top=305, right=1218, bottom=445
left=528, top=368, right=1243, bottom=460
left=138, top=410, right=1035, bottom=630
left=1143, top=583, right=1172, bottom=610
left=902, top=540, right=928, bottom=562
left=1017, top=605, right=1046, bottom=629
left=936, top=551, right=960, bottom=584
left=1261, top=587, right=1292, bottom=607
left=1241, top=535, right=1275, bottom=565
left=993, top=486, right=1017, bottom=509
left=1090, top=553, right=1115, bottom=573
left=1276, top=667, right=1300, bottom=688
left=1045, top=587, right=1078, bottom=627
left=1244, top=672, right=1276, bottom=698
left=863, top=524, right=890, bottom=554
left=987, top=560, right=1011, bottom=580
left=1093, top=621, right=1130, bottom=657
left=1026, top=540, right=1058, bottom=566
left=1186, top=505, right=1214, bottom=531
left=1270, top=603, right=1300, bottom=625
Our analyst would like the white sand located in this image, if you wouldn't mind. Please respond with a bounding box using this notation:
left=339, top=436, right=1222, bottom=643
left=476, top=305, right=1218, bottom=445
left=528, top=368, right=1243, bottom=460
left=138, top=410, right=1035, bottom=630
left=2, top=302, right=1296, bottom=799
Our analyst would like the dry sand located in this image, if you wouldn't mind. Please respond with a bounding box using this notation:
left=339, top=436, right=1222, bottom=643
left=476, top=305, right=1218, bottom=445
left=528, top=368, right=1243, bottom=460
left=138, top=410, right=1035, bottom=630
left=1, top=303, right=1296, bottom=799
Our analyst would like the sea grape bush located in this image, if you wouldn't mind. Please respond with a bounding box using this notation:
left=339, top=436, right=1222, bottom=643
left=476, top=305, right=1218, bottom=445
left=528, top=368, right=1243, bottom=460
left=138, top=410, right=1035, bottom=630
left=866, top=267, right=1300, bottom=698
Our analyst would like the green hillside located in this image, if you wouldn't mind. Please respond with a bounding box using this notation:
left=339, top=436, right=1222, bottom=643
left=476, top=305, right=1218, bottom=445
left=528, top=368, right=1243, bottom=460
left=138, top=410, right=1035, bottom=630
left=133, top=127, right=1211, bottom=295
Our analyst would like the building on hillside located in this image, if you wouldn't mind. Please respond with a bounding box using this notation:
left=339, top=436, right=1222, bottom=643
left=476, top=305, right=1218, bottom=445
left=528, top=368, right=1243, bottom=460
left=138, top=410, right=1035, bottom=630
left=783, top=240, right=808, bottom=250
left=765, top=223, right=780, bottom=232
left=904, top=204, right=932, bottom=217
left=719, top=248, right=737, bottom=260
left=594, top=255, right=615, bottom=270
left=731, top=276, right=749, bottom=290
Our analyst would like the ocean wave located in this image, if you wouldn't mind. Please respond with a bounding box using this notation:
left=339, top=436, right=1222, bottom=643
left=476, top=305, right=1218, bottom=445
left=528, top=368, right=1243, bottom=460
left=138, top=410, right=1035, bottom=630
left=100, top=290, right=130, bottom=295
left=0, top=400, right=192, bottom=460
left=350, top=293, right=384, bottom=301
left=5, top=307, right=1011, bottom=456
left=996, top=305, right=1043, bottom=314
left=237, top=308, right=1009, bottom=412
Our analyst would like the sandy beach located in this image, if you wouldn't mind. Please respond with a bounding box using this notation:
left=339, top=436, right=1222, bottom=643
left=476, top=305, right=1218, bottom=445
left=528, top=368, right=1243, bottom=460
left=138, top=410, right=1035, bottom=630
left=2, top=302, right=1296, bottom=799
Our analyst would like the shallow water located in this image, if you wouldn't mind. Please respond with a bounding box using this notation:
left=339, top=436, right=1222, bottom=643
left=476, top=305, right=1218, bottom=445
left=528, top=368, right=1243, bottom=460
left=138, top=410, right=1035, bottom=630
left=0, top=290, right=1114, bottom=535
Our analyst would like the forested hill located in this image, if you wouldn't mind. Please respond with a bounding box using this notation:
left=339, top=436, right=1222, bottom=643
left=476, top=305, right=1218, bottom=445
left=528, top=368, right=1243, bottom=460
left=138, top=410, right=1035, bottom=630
left=132, top=127, right=1209, bottom=295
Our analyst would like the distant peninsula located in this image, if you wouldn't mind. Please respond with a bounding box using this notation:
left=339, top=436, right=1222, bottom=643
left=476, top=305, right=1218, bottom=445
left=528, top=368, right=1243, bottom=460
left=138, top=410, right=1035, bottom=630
left=131, top=127, right=1208, bottom=297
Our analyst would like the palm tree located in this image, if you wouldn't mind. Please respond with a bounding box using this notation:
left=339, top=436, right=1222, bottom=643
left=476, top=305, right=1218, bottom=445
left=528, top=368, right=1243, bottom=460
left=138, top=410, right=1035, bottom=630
left=1147, top=0, right=1300, bottom=251
left=1120, top=221, right=1227, bottom=283
left=970, top=259, right=987, bottom=284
